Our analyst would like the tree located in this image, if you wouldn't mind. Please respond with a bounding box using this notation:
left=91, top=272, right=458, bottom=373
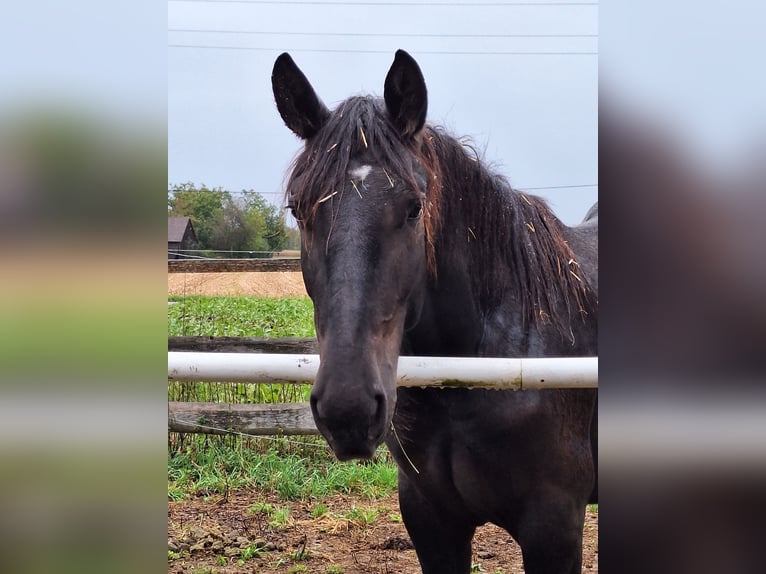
left=168, top=183, right=225, bottom=249
left=239, top=192, right=287, bottom=252
left=168, top=184, right=287, bottom=255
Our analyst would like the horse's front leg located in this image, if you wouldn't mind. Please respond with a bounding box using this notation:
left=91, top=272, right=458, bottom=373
left=513, top=487, right=587, bottom=574
left=397, top=470, right=476, bottom=574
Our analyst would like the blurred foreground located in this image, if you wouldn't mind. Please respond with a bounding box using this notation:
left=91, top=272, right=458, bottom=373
left=0, top=1, right=764, bottom=572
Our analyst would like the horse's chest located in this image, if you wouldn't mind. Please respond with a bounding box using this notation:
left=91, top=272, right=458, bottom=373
left=391, top=389, right=544, bottom=520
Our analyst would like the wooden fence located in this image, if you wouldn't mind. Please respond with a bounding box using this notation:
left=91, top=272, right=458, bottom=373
left=169, top=337, right=319, bottom=436
left=168, top=258, right=301, bottom=273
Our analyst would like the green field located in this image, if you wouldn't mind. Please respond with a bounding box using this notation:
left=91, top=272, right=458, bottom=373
left=168, top=296, right=398, bottom=502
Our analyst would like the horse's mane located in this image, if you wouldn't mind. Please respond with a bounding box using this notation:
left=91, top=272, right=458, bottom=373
left=286, top=96, right=594, bottom=336
left=423, top=128, right=595, bottom=336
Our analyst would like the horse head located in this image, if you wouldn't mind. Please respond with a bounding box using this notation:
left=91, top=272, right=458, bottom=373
left=272, top=50, right=433, bottom=460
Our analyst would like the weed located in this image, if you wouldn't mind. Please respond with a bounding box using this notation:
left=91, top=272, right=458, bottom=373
left=269, top=506, right=292, bottom=530
left=291, top=549, right=309, bottom=562
left=240, top=544, right=262, bottom=560
left=310, top=502, right=328, bottom=518
left=249, top=501, right=274, bottom=516
left=388, top=512, right=402, bottom=523
left=167, top=550, right=180, bottom=561
left=291, top=539, right=310, bottom=562
left=215, top=555, right=227, bottom=566
left=288, top=566, right=308, bottom=574
left=269, top=557, right=288, bottom=568
left=343, top=505, right=379, bottom=525
left=325, top=566, right=344, bottom=574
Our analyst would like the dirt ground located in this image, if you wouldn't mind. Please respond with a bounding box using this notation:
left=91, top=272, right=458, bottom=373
left=168, top=272, right=598, bottom=572
left=168, top=271, right=308, bottom=298
left=168, top=490, right=598, bottom=574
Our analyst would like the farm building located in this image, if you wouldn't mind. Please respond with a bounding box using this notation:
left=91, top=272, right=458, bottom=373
left=168, top=216, right=198, bottom=258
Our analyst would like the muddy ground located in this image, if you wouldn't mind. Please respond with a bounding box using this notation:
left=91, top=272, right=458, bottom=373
left=168, top=272, right=598, bottom=572
left=168, top=490, right=598, bottom=574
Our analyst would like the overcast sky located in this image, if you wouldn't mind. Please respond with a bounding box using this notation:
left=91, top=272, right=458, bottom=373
left=168, top=1, right=598, bottom=226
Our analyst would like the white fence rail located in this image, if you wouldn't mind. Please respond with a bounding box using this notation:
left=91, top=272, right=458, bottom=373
left=168, top=353, right=598, bottom=390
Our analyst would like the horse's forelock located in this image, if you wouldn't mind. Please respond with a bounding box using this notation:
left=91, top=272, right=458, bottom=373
left=286, top=96, right=443, bottom=271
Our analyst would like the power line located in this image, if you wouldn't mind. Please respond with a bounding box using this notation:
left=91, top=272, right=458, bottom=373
left=169, top=29, right=597, bottom=39
left=169, top=44, right=597, bottom=55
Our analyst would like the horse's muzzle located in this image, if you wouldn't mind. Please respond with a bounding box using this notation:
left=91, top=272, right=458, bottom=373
left=310, top=385, right=388, bottom=461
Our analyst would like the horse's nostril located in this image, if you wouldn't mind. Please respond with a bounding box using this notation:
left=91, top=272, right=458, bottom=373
left=373, top=392, right=386, bottom=426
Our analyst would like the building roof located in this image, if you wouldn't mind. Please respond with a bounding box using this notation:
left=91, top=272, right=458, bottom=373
left=168, top=216, right=195, bottom=242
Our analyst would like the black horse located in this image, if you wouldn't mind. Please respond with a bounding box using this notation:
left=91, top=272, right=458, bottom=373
left=272, top=50, right=598, bottom=574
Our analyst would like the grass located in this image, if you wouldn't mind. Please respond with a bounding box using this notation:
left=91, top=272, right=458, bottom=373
left=168, top=296, right=315, bottom=405
left=168, top=295, right=315, bottom=338
left=167, top=296, right=596, bottom=516
left=168, top=428, right=397, bottom=501
left=310, top=502, right=328, bottom=518
left=168, top=295, right=400, bottom=504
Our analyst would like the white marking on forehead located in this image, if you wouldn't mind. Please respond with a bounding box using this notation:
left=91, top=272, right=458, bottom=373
left=349, top=165, right=372, bottom=183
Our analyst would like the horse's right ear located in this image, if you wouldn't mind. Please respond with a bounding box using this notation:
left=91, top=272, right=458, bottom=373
left=384, top=50, right=428, bottom=139
left=272, top=53, right=330, bottom=139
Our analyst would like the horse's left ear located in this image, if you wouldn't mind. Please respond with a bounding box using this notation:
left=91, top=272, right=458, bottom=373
left=384, top=50, right=428, bottom=139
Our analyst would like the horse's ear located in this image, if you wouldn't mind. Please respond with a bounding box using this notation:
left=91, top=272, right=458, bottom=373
left=272, top=53, right=330, bottom=139
left=384, top=50, right=428, bottom=139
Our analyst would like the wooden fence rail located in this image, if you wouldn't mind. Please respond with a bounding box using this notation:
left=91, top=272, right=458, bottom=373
left=169, top=336, right=317, bottom=354
left=168, top=401, right=318, bottom=436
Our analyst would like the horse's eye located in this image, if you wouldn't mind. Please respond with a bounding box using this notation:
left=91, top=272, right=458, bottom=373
left=407, top=200, right=424, bottom=221
left=286, top=204, right=302, bottom=224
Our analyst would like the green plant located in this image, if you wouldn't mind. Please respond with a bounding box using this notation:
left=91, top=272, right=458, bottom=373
left=343, top=505, right=379, bottom=525
left=270, top=506, right=292, bottom=529
left=240, top=544, right=262, bottom=560
left=310, top=502, right=328, bottom=518
left=167, top=296, right=315, bottom=338
left=248, top=501, right=273, bottom=516
left=215, top=555, right=227, bottom=566
left=325, top=566, right=344, bottom=574
left=288, top=565, right=308, bottom=573
left=168, top=444, right=398, bottom=502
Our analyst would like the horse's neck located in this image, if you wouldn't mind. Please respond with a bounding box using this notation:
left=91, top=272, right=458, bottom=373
left=403, top=232, right=490, bottom=357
